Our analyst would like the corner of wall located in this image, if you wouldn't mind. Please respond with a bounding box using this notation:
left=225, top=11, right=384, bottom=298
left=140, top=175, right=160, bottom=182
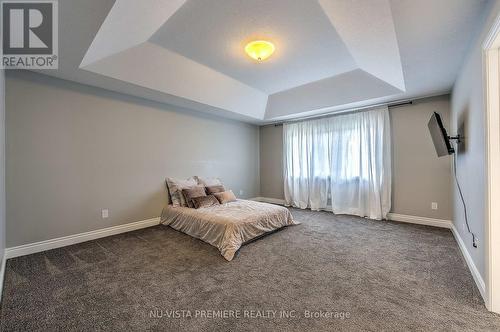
left=0, top=68, right=5, bottom=299
left=449, top=0, right=500, bottom=300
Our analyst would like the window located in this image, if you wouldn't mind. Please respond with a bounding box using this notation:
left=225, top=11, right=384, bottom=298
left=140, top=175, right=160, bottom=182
left=283, top=107, right=391, bottom=219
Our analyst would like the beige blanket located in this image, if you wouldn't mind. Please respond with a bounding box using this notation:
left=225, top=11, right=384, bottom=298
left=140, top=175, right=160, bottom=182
left=160, top=199, right=299, bottom=261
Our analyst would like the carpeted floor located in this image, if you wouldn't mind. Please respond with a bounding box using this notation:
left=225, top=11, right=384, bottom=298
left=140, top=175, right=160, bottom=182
left=1, top=208, right=500, bottom=331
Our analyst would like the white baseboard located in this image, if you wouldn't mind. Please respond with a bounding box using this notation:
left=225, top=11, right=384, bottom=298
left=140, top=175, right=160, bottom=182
left=254, top=197, right=452, bottom=229
left=451, top=225, right=486, bottom=302
left=386, top=213, right=452, bottom=229
left=4, top=217, right=161, bottom=259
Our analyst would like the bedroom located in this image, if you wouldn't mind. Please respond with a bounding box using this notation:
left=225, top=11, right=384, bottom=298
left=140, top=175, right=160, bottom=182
left=0, top=0, right=500, bottom=331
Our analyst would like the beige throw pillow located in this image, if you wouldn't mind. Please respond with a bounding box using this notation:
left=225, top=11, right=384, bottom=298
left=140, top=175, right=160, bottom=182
left=213, top=190, right=237, bottom=204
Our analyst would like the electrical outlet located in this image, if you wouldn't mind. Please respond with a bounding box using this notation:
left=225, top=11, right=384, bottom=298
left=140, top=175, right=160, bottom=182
left=431, top=202, right=438, bottom=210
left=239, top=189, right=244, bottom=196
left=101, top=209, right=109, bottom=219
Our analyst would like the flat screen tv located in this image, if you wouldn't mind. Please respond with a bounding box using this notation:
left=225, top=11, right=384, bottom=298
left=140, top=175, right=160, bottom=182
left=428, top=112, right=455, bottom=157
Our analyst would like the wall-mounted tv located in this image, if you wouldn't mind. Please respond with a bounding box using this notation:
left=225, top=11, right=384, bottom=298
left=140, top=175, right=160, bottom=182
left=428, top=112, right=455, bottom=157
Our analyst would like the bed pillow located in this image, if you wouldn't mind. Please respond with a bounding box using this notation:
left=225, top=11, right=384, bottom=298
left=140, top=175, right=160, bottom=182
left=214, top=190, right=237, bottom=204
left=166, top=177, right=197, bottom=207
left=182, top=186, right=206, bottom=208
left=192, top=195, right=220, bottom=209
left=195, top=176, right=223, bottom=187
left=164, top=179, right=173, bottom=205
left=205, top=185, right=225, bottom=194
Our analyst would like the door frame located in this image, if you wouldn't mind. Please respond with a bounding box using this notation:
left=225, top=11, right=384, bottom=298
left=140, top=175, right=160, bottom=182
left=483, top=13, right=500, bottom=313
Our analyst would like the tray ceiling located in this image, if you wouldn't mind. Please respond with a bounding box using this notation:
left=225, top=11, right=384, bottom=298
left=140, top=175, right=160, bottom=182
left=36, top=0, right=489, bottom=123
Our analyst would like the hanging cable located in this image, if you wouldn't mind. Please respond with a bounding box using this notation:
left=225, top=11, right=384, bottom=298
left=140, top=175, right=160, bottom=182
left=452, top=151, right=477, bottom=248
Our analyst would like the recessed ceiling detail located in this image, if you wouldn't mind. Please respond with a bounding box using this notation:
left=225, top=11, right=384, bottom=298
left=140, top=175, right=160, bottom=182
left=318, top=0, right=406, bottom=92
left=83, top=42, right=269, bottom=120
left=68, top=0, right=487, bottom=123
left=80, top=0, right=187, bottom=67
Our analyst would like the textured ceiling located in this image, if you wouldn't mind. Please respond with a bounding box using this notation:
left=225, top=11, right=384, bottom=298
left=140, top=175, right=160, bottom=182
left=35, top=0, right=489, bottom=123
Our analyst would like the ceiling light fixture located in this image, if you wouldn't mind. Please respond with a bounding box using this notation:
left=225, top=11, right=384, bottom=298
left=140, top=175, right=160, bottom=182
left=244, top=40, right=275, bottom=62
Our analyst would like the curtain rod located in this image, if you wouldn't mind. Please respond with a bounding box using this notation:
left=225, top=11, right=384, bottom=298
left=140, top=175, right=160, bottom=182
left=271, top=100, right=414, bottom=127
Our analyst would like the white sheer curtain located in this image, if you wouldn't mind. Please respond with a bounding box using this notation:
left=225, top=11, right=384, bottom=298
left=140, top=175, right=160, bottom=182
left=283, top=107, right=391, bottom=220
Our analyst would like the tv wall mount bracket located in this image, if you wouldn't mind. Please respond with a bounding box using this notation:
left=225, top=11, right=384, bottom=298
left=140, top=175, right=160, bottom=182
left=448, top=135, right=461, bottom=143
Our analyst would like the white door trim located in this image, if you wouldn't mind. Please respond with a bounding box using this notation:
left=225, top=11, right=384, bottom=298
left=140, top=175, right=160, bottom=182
left=483, top=13, right=500, bottom=313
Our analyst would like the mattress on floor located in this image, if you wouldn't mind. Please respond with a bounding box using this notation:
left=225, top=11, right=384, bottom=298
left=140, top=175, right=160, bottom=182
left=160, top=199, right=299, bottom=261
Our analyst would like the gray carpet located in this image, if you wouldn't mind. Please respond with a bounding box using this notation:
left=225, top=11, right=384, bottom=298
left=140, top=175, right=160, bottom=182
left=1, top=208, right=500, bottom=331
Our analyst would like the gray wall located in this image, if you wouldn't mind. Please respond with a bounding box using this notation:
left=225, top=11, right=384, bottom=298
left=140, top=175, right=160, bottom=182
left=390, top=96, right=452, bottom=220
left=0, top=69, right=4, bottom=265
left=6, top=71, right=260, bottom=247
left=260, top=125, right=284, bottom=200
left=259, top=95, right=453, bottom=220
left=450, top=0, right=500, bottom=280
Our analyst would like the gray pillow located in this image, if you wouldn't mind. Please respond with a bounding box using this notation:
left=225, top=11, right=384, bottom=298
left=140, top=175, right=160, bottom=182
left=182, top=186, right=206, bottom=208
left=192, top=195, right=220, bottom=209
left=166, top=177, right=197, bottom=207
left=205, top=185, right=225, bottom=194
left=195, top=176, right=223, bottom=187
